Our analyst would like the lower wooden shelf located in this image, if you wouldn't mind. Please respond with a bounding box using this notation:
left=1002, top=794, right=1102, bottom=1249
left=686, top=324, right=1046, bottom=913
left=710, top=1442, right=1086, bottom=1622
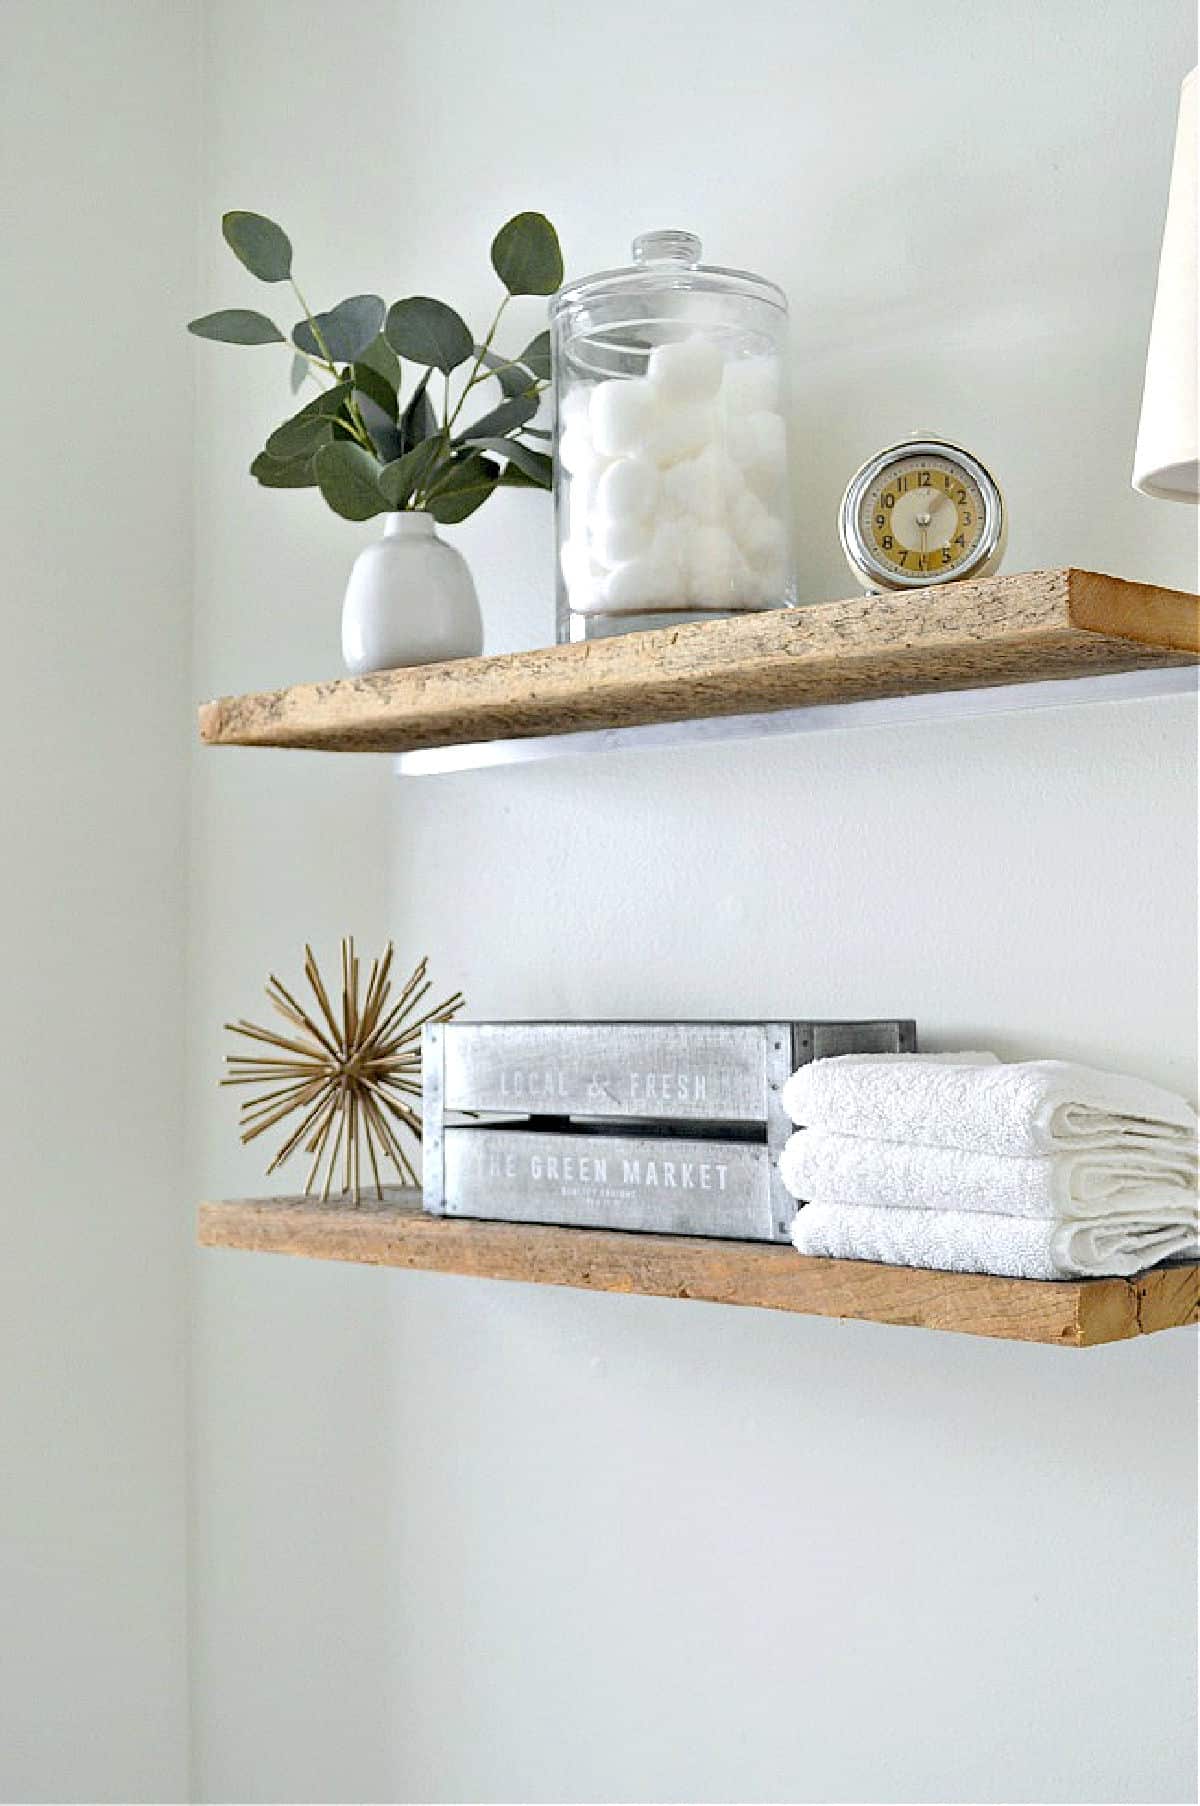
left=197, top=1190, right=1199, bottom=1348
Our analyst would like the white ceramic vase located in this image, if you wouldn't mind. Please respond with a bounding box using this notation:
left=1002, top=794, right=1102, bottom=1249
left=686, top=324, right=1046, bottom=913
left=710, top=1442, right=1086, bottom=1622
left=341, top=512, right=483, bottom=674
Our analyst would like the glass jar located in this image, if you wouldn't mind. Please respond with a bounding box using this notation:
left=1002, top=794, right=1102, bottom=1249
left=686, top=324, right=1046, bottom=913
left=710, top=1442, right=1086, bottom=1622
left=550, top=229, right=794, bottom=642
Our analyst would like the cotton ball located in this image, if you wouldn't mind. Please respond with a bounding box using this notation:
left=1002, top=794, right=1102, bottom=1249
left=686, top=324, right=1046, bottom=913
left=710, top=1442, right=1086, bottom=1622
left=567, top=476, right=596, bottom=545
left=744, top=514, right=789, bottom=571
left=558, top=387, right=591, bottom=434
left=740, top=411, right=788, bottom=495
left=662, top=444, right=742, bottom=524
left=595, top=456, right=659, bottom=521
left=603, top=556, right=675, bottom=614
left=647, top=520, right=691, bottom=606
left=720, top=356, right=780, bottom=418
left=647, top=402, right=716, bottom=468
left=558, top=425, right=605, bottom=481
left=559, top=538, right=603, bottom=610
left=685, top=525, right=749, bottom=604
left=589, top=378, right=659, bottom=459
left=593, top=512, right=652, bottom=569
left=647, top=336, right=725, bottom=404
left=730, top=488, right=770, bottom=553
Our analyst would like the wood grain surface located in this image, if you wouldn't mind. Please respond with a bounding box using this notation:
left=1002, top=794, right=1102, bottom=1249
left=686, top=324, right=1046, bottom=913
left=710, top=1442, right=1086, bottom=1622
left=197, top=1191, right=1200, bottom=1346
left=197, top=568, right=1199, bottom=754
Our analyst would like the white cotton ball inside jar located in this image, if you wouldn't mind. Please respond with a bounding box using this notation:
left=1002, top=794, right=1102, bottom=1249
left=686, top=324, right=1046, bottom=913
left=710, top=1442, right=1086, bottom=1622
left=720, top=356, right=781, bottom=418
left=567, top=475, right=596, bottom=545
left=595, top=455, right=659, bottom=521
left=559, top=537, right=605, bottom=612
left=647, top=336, right=725, bottom=404
left=730, top=487, right=770, bottom=553
left=661, top=443, right=744, bottom=525
left=646, top=402, right=716, bottom=468
left=558, top=387, right=591, bottom=434
left=744, top=514, right=789, bottom=573
left=738, top=411, right=788, bottom=497
left=593, top=512, right=652, bottom=569
left=558, top=424, right=606, bottom=482
left=646, top=520, right=691, bottom=606
left=603, top=556, right=678, bottom=614
left=684, top=526, right=753, bottom=607
left=589, top=378, right=659, bottom=459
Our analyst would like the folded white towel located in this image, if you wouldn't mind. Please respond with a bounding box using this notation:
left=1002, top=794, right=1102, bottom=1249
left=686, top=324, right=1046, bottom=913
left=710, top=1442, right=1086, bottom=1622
left=781, top=1056, right=1199, bottom=1156
left=792, top=1200, right=1200, bottom=1281
left=780, top=1128, right=1199, bottom=1220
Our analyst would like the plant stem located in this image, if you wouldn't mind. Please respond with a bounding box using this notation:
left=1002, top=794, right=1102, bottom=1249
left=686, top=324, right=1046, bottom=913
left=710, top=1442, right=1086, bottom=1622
left=288, top=275, right=377, bottom=456
left=445, top=295, right=508, bottom=434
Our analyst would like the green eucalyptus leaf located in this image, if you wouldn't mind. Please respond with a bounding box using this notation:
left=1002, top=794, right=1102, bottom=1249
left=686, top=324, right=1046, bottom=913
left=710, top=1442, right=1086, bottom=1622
left=490, top=212, right=563, bottom=296
left=251, top=449, right=318, bottom=488
left=313, top=440, right=388, bottom=521
left=519, top=330, right=552, bottom=380
left=355, top=393, right=403, bottom=463
left=266, top=414, right=333, bottom=460
left=264, top=382, right=353, bottom=458
left=222, top=211, right=293, bottom=282
left=474, top=344, right=535, bottom=399
left=378, top=439, right=446, bottom=509
left=456, top=393, right=538, bottom=444
left=399, top=367, right=437, bottom=452
left=351, top=362, right=399, bottom=420
left=466, top=438, right=553, bottom=488
left=188, top=308, right=284, bottom=345
left=385, top=296, right=473, bottom=373
left=293, top=295, right=386, bottom=364
left=289, top=352, right=309, bottom=394
left=355, top=332, right=402, bottom=392
left=425, top=452, right=501, bottom=524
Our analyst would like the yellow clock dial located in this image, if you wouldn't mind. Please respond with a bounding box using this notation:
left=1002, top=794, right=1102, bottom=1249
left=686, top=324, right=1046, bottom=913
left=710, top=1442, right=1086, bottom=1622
left=861, top=457, right=986, bottom=580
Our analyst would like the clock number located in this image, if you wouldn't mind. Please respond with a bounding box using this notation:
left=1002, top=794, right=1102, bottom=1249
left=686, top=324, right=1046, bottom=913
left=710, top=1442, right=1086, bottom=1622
left=882, top=534, right=894, bottom=550
left=874, top=512, right=886, bottom=527
left=963, top=511, right=972, bottom=525
left=897, top=550, right=909, bottom=565
left=883, top=492, right=895, bottom=509
left=955, top=487, right=967, bottom=503
left=954, top=533, right=966, bottom=548
left=919, top=469, right=930, bottom=486
left=898, top=475, right=909, bottom=492
left=941, top=548, right=952, bottom=565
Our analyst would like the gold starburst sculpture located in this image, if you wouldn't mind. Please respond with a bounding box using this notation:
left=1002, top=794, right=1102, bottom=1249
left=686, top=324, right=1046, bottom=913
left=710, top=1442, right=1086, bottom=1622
left=222, top=939, right=464, bottom=1204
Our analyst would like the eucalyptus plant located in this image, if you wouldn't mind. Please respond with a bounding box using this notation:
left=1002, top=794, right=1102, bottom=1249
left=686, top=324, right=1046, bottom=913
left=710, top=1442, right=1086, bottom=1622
left=188, top=209, right=561, bottom=523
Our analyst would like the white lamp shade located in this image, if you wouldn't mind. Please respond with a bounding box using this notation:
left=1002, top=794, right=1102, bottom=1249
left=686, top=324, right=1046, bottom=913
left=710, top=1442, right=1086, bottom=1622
left=1133, top=67, right=1198, bottom=502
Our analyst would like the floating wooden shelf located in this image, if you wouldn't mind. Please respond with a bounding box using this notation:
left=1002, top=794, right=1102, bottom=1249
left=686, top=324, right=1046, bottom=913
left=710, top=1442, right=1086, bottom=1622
left=197, top=568, right=1198, bottom=757
left=197, top=1191, right=1199, bottom=1347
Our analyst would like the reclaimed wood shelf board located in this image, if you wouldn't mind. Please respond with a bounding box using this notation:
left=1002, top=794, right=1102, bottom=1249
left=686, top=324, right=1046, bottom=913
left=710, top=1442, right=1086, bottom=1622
left=197, top=568, right=1199, bottom=757
left=197, top=1191, right=1199, bottom=1347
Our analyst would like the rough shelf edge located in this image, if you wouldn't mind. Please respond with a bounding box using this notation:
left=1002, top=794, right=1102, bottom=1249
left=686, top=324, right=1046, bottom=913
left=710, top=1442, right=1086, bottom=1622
left=196, top=569, right=1200, bottom=755
left=197, top=1193, right=1200, bottom=1348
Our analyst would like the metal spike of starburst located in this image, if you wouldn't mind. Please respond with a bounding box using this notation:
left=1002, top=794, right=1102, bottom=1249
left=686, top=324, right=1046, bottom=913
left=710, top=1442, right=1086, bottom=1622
left=222, top=939, right=464, bottom=1204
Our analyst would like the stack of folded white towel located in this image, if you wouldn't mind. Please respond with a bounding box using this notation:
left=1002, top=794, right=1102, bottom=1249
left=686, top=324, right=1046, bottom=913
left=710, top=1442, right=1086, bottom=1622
left=779, top=1053, right=1199, bottom=1280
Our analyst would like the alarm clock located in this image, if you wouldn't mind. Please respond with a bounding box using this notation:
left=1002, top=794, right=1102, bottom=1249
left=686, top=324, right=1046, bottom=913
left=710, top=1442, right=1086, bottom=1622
left=839, top=435, right=1006, bottom=593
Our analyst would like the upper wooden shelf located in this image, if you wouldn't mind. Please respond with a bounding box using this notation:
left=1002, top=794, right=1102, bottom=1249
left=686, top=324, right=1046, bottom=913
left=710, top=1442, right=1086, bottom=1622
left=198, top=1190, right=1199, bottom=1347
left=197, top=568, right=1199, bottom=757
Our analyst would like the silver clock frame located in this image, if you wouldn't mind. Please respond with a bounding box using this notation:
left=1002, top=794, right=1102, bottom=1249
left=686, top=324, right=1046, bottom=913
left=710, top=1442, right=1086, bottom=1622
left=839, top=436, right=1007, bottom=593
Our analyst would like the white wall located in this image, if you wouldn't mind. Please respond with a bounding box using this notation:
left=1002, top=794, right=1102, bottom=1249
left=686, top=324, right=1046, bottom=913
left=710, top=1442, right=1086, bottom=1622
left=191, top=3, right=1198, bottom=1803
left=0, top=3, right=196, bottom=1799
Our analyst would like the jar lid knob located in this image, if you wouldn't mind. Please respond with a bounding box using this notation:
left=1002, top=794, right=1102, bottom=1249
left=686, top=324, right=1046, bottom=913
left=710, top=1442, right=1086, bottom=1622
left=631, top=229, right=701, bottom=267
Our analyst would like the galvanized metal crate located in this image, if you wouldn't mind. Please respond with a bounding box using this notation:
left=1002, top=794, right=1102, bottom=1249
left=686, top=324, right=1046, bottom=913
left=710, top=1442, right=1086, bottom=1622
left=423, top=1019, right=917, bottom=1242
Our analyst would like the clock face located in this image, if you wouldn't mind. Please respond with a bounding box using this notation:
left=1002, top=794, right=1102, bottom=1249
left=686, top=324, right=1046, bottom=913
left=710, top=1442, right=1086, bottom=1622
left=840, top=440, right=1004, bottom=591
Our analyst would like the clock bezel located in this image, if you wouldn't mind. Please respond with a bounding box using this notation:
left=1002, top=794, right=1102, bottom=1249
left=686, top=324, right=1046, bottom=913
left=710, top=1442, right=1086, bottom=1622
left=839, top=437, right=1005, bottom=592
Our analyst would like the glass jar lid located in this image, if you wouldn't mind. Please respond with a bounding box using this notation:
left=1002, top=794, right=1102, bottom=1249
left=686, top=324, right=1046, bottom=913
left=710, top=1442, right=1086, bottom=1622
left=550, top=228, right=787, bottom=323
